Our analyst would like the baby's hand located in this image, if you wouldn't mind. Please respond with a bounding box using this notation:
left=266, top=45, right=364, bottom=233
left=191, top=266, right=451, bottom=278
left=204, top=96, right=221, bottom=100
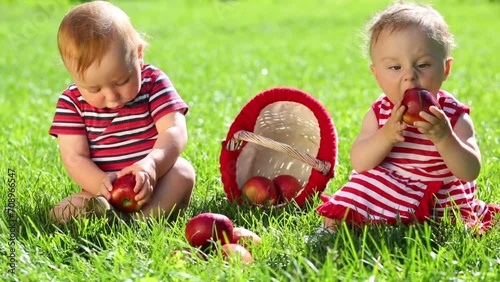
left=413, top=106, right=452, bottom=144
left=135, top=174, right=154, bottom=207
left=381, top=102, right=407, bottom=144
left=117, top=163, right=156, bottom=207
left=98, top=173, right=117, bottom=200
left=131, top=171, right=154, bottom=207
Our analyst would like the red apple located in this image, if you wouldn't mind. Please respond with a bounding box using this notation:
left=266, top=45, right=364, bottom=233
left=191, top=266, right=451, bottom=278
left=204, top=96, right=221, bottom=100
left=221, top=243, right=253, bottom=264
left=109, top=174, right=141, bottom=213
left=231, top=227, right=262, bottom=246
left=241, top=176, right=279, bottom=206
left=185, top=213, right=234, bottom=251
left=273, top=174, right=303, bottom=202
left=401, top=88, right=440, bottom=125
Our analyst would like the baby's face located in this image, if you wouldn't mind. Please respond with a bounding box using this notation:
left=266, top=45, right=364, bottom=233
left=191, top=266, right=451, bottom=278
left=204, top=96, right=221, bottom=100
left=369, top=26, right=452, bottom=104
left=66, top=43, right=142, bottom=109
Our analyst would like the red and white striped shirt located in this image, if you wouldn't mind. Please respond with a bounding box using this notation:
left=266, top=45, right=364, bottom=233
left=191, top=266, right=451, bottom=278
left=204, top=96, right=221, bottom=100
left=318, top=90, right=497, bottom=228
left=49, top=64, right=188, bottom=173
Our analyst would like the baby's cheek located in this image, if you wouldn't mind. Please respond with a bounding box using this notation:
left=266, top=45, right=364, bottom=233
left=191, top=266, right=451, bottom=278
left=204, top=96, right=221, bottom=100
left=82, top=93, right=106, bottom=108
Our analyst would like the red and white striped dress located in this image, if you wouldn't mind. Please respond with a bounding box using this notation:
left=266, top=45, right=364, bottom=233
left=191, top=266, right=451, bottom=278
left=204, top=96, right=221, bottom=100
left=317, top=90, right=499, bottom=230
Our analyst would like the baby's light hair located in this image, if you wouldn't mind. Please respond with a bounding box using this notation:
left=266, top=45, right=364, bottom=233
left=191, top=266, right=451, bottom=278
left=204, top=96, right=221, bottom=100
left=57, top=1, right=147, bottom=76
left=363, top=2, right=456, bottom=60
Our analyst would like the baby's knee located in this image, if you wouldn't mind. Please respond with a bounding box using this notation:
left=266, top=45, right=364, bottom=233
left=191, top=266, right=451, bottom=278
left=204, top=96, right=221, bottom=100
left=172, top=157, right=196, bottom=187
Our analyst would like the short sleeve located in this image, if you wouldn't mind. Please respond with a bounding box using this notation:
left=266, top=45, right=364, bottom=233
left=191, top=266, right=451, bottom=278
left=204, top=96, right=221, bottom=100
left=144, top=66, right=188, bottom=123
left=49, top=88, right=86, bottom=137
left=438, top=90, right=470, bottom=127
left=371, top=94, right=392, bottom=128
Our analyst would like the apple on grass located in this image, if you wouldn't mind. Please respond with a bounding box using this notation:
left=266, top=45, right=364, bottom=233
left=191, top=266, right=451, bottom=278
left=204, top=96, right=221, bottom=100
left=221, top=243, right=253, bottom=264
left=241, top=176, right=279, bottom=206
left=109, top=174, right=141, bottom=213
left=185, top=213, right=234, bottom=251
left=273, top=174, right=303, bottom=203
left=401, top=88, right=441, bottom=125
left=231, top=227, right=262, bottom=246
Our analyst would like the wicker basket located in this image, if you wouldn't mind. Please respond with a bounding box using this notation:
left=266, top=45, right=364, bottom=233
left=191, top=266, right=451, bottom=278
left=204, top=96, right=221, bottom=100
left=220, top=87, right=337, bottom=207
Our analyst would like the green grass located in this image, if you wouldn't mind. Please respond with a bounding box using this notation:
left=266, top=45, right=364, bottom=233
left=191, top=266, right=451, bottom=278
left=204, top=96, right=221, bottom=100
left=1, top=0, right=500, bottom=281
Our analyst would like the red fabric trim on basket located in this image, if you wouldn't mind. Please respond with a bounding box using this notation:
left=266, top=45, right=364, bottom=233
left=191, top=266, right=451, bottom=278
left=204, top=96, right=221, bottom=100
left=220, top=87, right=337, bottom=206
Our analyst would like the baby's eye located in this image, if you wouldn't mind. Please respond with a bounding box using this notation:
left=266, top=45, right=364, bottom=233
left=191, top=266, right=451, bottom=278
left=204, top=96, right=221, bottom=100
left=88, top=88, right=101, bottom=93
left=116, top=78, right=130, bottom=86
left=389, top=66, right=401, bottom=70
left=417, top=63, right=430, bottom=69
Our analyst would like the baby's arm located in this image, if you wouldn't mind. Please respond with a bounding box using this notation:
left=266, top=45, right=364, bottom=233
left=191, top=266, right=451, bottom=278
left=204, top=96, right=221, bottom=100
left=57, top=134, right=110, bottom=196
left=350, top=102, right=407, bottom=172
left=418, top=108, right=481, bottom=181
left=117, top=110, right=187, bottom=205
left=142, top=110, right=187, bottom=180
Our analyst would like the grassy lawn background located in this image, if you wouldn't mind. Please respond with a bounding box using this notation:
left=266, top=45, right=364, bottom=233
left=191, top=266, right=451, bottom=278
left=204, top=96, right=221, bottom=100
left=1, top=0, right=499, bottom=281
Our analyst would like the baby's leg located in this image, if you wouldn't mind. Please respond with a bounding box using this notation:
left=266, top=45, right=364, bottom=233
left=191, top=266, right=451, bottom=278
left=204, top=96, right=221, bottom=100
left=49, top=191, right=95, bottom=224
left=323, top=217, right=342, bottom=232
left=141, top=157, right=195, bottom=219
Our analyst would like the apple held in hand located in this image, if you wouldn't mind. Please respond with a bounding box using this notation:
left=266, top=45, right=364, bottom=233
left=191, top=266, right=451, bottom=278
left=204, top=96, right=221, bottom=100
left=221, top=243, right=254, bottom=264
left=109, top=174, right=141, bottom=213
left=185, top=213, right=234, bottom=250
left=401, top=88, right=441, bottom=125
left=241, top=176, right=279, bottom=206
left=273, top=174, right=303, bottom=202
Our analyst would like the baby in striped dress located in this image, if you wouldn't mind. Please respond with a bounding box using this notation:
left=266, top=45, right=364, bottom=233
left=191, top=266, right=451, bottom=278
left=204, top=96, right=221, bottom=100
left=317, top=3, right=499, bottom=232
left=49, top=1, right=195, bottom=224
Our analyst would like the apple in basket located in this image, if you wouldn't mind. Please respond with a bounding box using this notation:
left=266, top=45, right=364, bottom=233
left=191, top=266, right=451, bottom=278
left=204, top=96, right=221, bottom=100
left=221, top=243, right=254, bottom=264
left=109, top=174, right=141, bottom=213
left=185, top=213, right=234, bottom=251
left=401, top=88, right=440, bottom=125
left=241, top=176, right=279, bottom=206
left=273, top=174, right=303, bottom=202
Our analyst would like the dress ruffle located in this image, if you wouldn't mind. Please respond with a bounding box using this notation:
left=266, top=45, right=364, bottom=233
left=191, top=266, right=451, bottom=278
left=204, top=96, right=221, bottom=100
left=317, top=180, right=442, bottom=225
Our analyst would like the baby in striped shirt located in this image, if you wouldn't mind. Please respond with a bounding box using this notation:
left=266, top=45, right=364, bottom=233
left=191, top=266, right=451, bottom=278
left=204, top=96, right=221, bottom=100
left=49, top=1, right=195, bottom=224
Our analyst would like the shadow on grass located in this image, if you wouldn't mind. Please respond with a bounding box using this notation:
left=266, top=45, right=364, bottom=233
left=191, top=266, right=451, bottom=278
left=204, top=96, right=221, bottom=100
left=299, top=218, right=473, bottom=273
left=6, top=196, right=186, bottom=265
left=187, top=190, right=320, bottom=228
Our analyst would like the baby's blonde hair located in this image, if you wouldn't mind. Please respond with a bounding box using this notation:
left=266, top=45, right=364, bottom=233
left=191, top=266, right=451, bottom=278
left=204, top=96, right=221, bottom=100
left=364, top=2, right=456, bottom=60
left=58, top=1, right=147, bottom=76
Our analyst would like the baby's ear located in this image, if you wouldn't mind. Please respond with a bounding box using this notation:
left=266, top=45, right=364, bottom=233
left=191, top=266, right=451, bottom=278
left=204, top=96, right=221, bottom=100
left=138, top=44, right=144, bottom=59
left=444, top=57, right=453, bottom=80
left=137, top=45, right=144, bottom=67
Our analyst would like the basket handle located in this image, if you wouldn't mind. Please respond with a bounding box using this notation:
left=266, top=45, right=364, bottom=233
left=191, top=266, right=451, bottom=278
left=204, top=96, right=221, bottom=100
left=227, top=130, right=332, bottom=175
